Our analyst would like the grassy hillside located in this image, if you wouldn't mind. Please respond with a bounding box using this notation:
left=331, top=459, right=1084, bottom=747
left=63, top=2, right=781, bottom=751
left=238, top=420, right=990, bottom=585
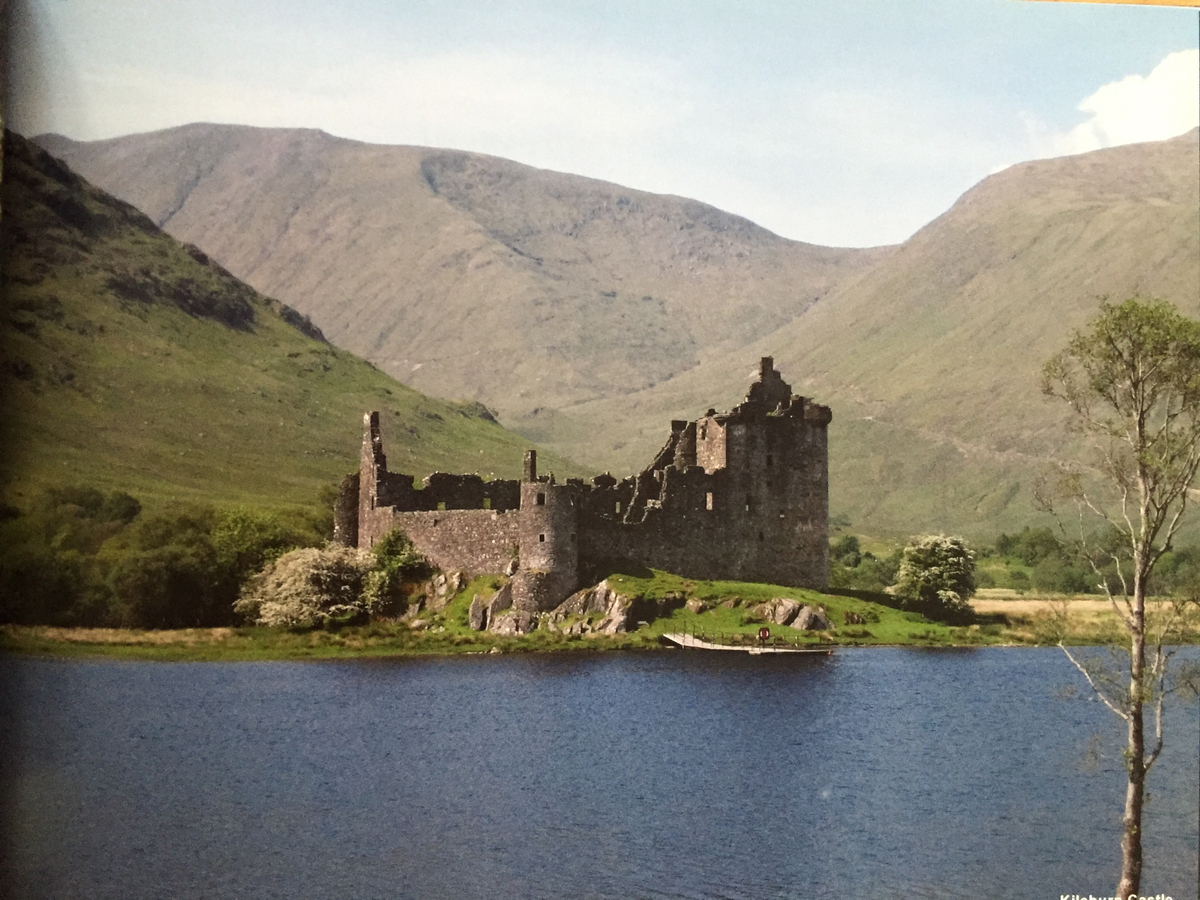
left=34, top=124, right=888, bottom=423
left=537, top=131, right=1200, bottom=538
left=0, top=131, right=577, bottom=513
left=33, top=125, right=1200, bottom=541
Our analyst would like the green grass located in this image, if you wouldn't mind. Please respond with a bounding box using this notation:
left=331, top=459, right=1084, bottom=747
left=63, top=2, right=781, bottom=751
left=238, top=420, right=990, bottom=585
left=1, top=568, right=1055, bottom=661
left=1, top=133, right=579, bottom=515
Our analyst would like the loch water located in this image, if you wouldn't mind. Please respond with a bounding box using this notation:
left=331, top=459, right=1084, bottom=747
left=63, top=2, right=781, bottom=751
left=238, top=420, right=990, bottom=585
left=1, top=647, right=1197, bottom=899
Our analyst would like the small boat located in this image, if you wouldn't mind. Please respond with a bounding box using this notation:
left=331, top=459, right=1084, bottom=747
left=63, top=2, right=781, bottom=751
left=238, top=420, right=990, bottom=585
left=661, top=632, right=833, bottom=655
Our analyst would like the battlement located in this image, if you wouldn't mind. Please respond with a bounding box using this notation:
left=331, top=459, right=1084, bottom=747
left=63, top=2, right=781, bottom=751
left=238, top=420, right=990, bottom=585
left=334, top=360, right=831, bottom=612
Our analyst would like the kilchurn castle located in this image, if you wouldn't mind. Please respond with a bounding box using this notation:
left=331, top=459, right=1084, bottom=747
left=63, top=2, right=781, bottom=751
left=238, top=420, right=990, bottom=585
left=334, top=358, right=830, bottom=610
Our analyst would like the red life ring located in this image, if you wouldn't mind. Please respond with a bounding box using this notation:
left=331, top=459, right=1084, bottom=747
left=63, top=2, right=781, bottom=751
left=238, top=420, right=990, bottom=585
left=758, top=627, right=771, bottom=641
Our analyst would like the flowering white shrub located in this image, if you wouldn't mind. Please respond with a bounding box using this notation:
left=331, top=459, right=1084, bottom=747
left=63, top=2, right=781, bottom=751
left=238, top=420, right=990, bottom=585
left=893, top=534, right=976, bottom=614
left=234, top=545, right=374, bottom=628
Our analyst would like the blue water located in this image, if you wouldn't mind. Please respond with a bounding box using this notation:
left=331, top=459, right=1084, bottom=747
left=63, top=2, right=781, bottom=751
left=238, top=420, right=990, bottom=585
left=1, top=648, right=1196, bottom=899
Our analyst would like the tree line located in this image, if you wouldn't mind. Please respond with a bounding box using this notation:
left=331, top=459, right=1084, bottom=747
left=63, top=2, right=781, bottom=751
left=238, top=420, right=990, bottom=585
left=0, top=485, right=331, bottom=628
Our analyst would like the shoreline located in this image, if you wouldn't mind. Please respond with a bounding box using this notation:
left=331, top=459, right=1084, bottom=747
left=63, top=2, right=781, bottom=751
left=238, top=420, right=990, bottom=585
left=5, top=622, right=1188, bottom=663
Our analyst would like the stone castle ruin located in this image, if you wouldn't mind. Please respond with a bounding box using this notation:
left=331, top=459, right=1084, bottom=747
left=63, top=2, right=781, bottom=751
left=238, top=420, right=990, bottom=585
left=334, top=358, right=831, bottom=613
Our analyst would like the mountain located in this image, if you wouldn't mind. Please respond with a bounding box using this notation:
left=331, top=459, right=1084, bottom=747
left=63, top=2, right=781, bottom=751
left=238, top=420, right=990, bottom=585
left=0, top=131, right=577, bottom=512
left=544, top=130, right=1200, bottom=536
left=32, top=125, right=1200, bottom=539
left=33, top=123, right=889, bottom=420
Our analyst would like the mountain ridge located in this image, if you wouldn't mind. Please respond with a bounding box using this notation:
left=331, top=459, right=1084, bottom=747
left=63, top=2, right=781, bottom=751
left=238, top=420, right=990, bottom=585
left=33, top=123, right=891, bottom=415
left=29, top=124, right=1200, bottom=538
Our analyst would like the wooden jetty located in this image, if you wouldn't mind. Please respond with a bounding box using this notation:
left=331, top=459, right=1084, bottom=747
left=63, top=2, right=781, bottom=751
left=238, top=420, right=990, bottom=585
left=661, top=632, right=833, bottom=656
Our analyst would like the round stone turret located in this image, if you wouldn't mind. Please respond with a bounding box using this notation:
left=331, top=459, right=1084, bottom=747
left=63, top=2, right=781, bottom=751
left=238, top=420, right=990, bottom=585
left=512, top=479, right=579, bottom=611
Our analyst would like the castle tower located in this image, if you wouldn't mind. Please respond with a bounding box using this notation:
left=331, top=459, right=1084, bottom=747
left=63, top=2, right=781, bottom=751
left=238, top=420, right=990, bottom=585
left=511, top=467, right=579, bottom=612
left=360, top=412, right=385, bottom=513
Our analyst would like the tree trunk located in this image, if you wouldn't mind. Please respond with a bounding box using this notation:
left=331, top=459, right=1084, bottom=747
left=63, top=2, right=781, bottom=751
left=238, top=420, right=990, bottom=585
left=1117, top=579, right=1147, bottom=897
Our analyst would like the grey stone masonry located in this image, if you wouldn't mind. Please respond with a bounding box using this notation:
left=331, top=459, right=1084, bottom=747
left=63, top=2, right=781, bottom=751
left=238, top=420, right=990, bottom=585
left=334, top=358, right=830, bottom=610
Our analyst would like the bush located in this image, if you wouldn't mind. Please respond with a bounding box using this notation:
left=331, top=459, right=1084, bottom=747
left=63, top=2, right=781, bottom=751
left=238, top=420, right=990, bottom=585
left=235, top=545, right=375, bottom=629
left=894, top=534, right=976, bottom=615
left=361, top=528, right=431, bottom=617
left=1031, top=555, right=1093, bottom=595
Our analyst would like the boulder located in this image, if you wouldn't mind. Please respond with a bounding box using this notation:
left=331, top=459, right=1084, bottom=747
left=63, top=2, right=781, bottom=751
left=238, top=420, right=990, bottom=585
left=549, top=579, right=634, bottom=634
left=755, top=597, right=802, bottom=625
left=554, top=580, right=619, bottom=617
left=505, top=558, right=519, bottom=576
left=487, top=583, right=513, bottom=621
left=685, top=598, right=709, bottom=614
left=468, top=594, right=486, bottom=631
left=793, top=604, right=833, bottom=631
left=489, top=609, right=537, bottom=635
left=595, top=594, right=633, bottom=634
left=844, top=610, right=864, bottom=625
left=428, top=571, right=467, bottom=612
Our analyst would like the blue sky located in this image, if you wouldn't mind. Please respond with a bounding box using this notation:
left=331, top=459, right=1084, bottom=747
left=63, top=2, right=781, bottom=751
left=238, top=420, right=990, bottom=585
left=7, top=0, right=1198, bottom=246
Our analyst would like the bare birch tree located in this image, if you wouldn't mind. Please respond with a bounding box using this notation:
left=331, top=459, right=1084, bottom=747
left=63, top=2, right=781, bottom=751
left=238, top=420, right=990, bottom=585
left=1041, top=297, right=1200, bottom=896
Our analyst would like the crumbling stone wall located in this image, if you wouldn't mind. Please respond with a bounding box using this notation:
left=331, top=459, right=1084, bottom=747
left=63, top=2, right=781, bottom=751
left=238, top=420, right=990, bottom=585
left=350, top=411, right=520, bottom=551
left=384, top=509, right=519, bottom=574
left=340, top=357, right=830, bottom=608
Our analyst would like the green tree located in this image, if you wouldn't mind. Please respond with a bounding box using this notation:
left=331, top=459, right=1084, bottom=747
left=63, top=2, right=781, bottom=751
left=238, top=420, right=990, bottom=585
left=1041, top=297, right=1200, bottom=896
left=893, top=534, right=975, bottom=615
left=361, top=528, right=431, bottom=617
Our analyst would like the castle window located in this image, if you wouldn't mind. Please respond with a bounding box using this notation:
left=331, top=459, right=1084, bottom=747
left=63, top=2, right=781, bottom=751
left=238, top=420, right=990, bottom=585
left=571, top=533, right=576, bottom=543
left=758, top=531, right=764, bottom=541
left=705, top=492, right=713, bottom=511
left=766, top=454, right=773, bottom=467
left=432, top=518, right=439, bottom=527
left=483, top=497, right=492, bottom=509
left=538, top=533, right=546, bottom=543
left=615, top=501, right=622, bottom=514
left=745, top=495, right=753, bottom=512
left=437, top=501, right=447, bottom=511
left=536, top=492, right=546, bottom=506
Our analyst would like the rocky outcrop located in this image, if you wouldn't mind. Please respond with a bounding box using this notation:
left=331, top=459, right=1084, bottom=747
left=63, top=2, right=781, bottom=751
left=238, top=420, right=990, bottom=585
left=793, top=604, right=833, bottom=631
left=468, top=594, right=486, bottom=631
left=428, top=570, right=467, bottom=612
left=754, top=597, right=802, bottom=625
left=486, top=583, right=513, bottom=623
left=545, top=580, right=634, bottom=635
left=489, top=609, right=537, bottom=635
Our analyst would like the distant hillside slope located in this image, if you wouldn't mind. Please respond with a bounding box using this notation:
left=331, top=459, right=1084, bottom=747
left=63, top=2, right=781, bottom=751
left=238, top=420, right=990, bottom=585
left=32, top=125, right=1199, bottom=540
left=0, top=131, right=576, bottom=511
left=544, top=131, right=1200, bottom=537
left=35, top=124, right=889, bottom=421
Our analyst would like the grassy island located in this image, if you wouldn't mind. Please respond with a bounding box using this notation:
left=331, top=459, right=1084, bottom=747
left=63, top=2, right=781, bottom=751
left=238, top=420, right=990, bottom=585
left=4, top=569, right=1190, bottom=662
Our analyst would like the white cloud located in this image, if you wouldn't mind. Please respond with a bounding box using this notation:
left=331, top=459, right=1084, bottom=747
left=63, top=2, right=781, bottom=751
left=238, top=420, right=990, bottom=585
left=1029, top=49, right=1199, bottom=156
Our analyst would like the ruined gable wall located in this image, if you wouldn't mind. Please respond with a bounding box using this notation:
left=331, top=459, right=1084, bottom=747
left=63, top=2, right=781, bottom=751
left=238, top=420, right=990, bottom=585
left=695, top=416, right=727, bottom=472
left=333, top=473, right=360, bottom=547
